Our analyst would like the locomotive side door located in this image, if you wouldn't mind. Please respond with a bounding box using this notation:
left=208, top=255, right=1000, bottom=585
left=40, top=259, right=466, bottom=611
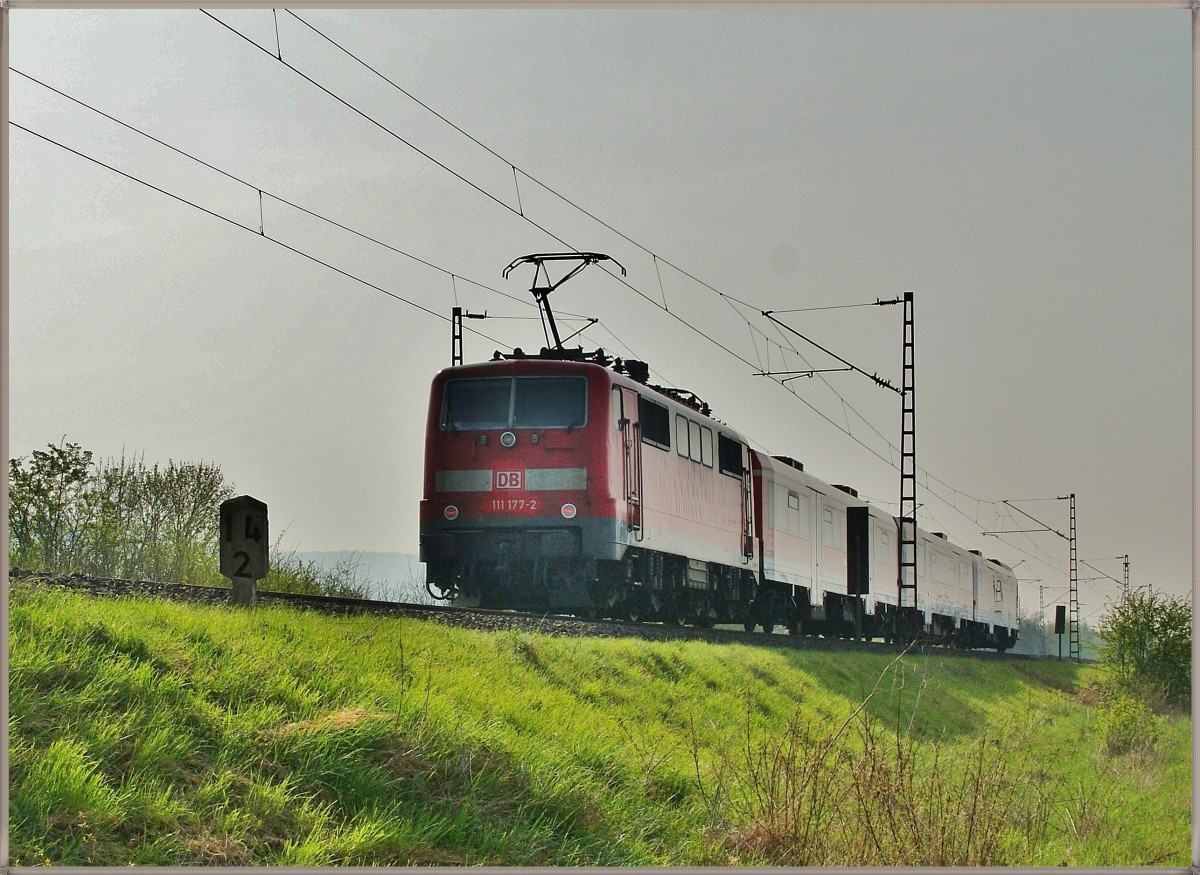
left=739, top=443, right=754, bottom=560
left=616, top=387, right=644, bottom=539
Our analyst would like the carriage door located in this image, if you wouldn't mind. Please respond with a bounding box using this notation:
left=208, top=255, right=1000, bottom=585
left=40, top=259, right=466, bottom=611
left=617, top=387, right=643, bottom=539
left=846, top=507, right=870, bottom=596
left=971, top=557, right=981, bottom=622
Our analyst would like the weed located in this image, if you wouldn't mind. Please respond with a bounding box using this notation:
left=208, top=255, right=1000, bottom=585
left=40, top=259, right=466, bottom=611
left=694, top=652, right=1061, bottom=866
left=1096, top=692, right=1163, bottom=756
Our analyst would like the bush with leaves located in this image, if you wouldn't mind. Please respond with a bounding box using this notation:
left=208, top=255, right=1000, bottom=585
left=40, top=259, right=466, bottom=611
left=1096, top=691, right=1163, bottom=756
left=8, top=440, right=98, bottom=574
left=9, top=439, right=371, bottom=598
left=9, top=440, right=234, bottom=585
left=1097, top=589, right=1190, bottom=708
left=263, top=548, right=372, bottom=598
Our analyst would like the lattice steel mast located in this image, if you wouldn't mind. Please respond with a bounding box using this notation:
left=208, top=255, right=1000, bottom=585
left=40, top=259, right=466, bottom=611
left=898, top=291, right=918, bottom=610
left=1066, top=492, right=1079, bottom=661
left=450, top=306, right=488, bottom=366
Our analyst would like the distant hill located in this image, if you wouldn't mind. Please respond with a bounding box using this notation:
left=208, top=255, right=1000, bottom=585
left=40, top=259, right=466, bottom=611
left=290, top=551, right=430, bottom=603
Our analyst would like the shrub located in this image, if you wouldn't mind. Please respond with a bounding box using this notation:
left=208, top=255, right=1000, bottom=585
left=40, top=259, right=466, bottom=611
left=9, top=440, right=371, bottom=599
left=264, top=549, right=374, bottom=598
left=1097, top=590, right=1190, bottom=707
left=9, top=440, right=233, bottom=585
left=1096, top=693, right=1162, bottom=756
left=694, top=652, right=1058, bottom=867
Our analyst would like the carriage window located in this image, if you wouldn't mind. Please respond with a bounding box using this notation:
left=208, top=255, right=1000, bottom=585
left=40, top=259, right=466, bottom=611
left=788, top=491, right=800, bottom=510
left=441, top=376, right=586, bottom=431
left=700, top=426, right=714, bottom=468
left=718, top=433, right=744, bottom=477
left=639, top=396, right=670, bottom=449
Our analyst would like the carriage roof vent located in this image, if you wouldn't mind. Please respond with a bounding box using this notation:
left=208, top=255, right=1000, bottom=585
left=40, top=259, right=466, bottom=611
left=832, top=484, right=859, bottom=497
left=933, top=532, right=948, bottom=539
left=969, top=549, right=983, bottom=556
left=773, top=455, right=804, bottom=471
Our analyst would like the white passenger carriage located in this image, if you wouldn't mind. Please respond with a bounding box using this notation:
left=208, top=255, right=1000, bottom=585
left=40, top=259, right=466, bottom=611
left=752, top=451, right=1018, bottom=649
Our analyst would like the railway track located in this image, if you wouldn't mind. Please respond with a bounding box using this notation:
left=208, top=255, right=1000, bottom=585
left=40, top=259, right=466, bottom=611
left=10, top=569, right=1039, bottom=661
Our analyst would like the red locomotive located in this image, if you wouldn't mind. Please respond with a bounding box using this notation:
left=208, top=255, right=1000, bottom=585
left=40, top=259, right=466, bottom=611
left=420, top=254, right=1018, bottom=650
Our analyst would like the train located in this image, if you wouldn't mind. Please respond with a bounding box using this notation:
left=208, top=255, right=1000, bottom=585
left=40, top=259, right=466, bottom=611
left=419, top=349, right=1019, bottom=651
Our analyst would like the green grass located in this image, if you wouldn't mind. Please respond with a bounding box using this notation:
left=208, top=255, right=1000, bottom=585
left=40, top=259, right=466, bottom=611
left=8, top=581, right=1190, bottom=866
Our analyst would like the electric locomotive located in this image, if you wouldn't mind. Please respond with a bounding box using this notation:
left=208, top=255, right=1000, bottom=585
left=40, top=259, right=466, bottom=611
left=420, top=352, right=760, bottom=625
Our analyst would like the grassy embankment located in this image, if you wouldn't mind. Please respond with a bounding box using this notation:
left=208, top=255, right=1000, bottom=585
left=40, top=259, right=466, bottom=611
left=9, top=581, right=1190, bottom=866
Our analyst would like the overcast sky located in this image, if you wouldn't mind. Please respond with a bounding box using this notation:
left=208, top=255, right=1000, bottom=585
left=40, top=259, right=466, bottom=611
left=7, top=7, right=1191, bottom=625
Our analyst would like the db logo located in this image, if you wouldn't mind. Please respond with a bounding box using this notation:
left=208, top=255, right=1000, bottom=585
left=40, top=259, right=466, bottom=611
left=495, top=470, right=523, bottom=490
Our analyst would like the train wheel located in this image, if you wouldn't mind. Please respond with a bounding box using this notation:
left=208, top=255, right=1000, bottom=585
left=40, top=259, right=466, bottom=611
left=743, top=617, right=756, bottom=633
left=787, top=619, right=801, bottom=636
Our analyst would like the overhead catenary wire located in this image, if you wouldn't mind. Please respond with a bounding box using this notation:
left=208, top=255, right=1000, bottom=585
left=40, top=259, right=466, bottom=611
left=200, top=11, right=1062, bottom=560
left=10, top=120, right=518, bottom=349
left=10, top=67, right=615, bottom=330
left=273, top=9, right=930, bottom=475
left=767, top=302, right=887, bottom=313
left=221, top=11, right=1100, bottom=590
left=12, top=121, right=1075, bottom=608
left=35, top=13, right=1085, bottom=605
left=197, top=10, right=729, bottom=373
left=11, top=109, right=636, bottom=372
left=12, top=66, right=670, bottom=394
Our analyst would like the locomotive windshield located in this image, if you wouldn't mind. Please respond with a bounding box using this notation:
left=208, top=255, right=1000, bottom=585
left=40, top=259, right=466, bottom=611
left=440, top=376, right=587, bottom=431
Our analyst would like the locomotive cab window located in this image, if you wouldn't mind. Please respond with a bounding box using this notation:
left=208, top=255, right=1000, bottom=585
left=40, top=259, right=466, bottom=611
left=440, top=379, right=510, bottom=430
left=441, top=376, right=586, bottom=431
